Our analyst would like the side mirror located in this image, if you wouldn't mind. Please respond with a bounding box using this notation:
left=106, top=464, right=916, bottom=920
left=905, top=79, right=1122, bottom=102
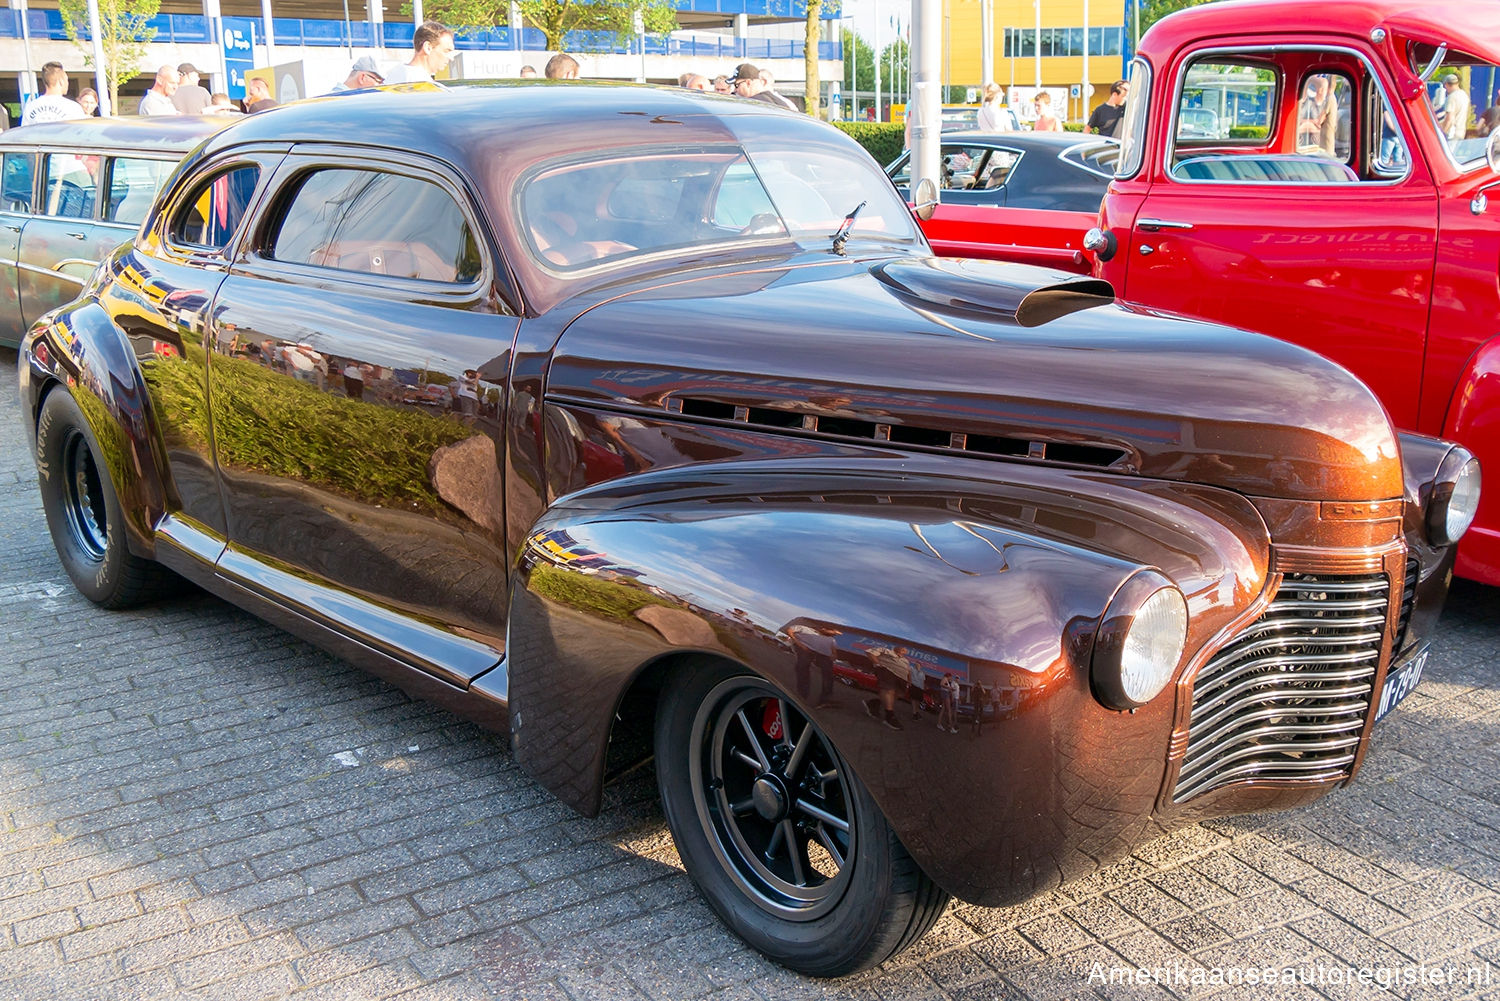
left=913, top=177, right=939, bottom=221
left=1488, top=130, right=1500, bottom=175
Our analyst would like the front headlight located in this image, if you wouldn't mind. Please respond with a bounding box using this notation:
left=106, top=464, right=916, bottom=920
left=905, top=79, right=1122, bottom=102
left=1427, top=447, right=1481, bottom=546
left=1091, top=571, right=1189, bottom=711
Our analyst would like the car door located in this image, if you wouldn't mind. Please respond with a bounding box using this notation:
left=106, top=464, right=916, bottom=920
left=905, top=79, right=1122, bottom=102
left=0, top=149, right=35, bottom=346
left=115, top=151, right=286, bottom=545
left=1120, top=47, right=1437, bottom=429
left=17, top=151, right=118, bottom=327
left=205, top=149, right=520, bottom=686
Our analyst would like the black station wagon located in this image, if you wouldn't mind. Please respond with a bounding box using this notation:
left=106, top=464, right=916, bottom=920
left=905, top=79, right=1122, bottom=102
left=15, top=85, right=1479, bottom=975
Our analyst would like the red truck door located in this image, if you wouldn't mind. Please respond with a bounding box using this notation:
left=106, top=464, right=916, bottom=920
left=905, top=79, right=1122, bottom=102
left=1117, top=47, right=1437, bottom=430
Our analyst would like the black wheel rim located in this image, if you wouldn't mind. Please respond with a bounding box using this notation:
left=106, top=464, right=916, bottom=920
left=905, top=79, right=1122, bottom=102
left=60, top=429, right=108, bottom=562
left=689, top=677, right=856, bottom=921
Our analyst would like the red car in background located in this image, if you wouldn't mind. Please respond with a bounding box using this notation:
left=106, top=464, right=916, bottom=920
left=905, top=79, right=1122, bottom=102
left=889, top=132, right=1115, bottom=273
left=1092, top=0, right=1496, bottom=584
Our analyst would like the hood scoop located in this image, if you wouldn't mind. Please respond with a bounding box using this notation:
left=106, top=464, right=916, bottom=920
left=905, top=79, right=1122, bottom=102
left=874, top=258, right=1114, bottom=327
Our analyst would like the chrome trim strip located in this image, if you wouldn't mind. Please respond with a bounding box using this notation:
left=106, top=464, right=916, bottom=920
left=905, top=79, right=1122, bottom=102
left=16, top=260, right=86, bottom=285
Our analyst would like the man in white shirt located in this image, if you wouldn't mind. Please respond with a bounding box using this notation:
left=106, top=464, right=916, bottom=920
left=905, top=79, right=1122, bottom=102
left=138, top=66, right=181, bottom=115
left=758, top=69, right=797, bottom=111
left=382, top=20, right=455, bottom=85
left=22, top=63, right=83, bottom=126
left=1438, top=73, right=1471, bottom=142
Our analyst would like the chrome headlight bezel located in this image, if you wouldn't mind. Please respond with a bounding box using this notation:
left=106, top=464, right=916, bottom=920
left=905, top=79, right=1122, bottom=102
left=1091, top=571, right=1189, bottom=711
left=1426, top=447, right=1481, bottom=547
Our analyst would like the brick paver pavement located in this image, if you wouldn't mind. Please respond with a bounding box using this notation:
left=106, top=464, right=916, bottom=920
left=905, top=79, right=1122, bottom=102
left=3, top=347, right=1499, bottom=1001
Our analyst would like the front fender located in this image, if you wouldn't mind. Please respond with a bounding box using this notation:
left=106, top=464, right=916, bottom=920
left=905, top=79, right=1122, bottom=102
left=507, top=454, right=1270, bottom=905
left=1442, top=336, right=1499, bottom=584
left=19, top=301, right=165, bottom=559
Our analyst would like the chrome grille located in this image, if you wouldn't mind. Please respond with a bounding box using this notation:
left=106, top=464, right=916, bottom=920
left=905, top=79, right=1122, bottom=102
left=1173, top=572, right=1388, bottom=803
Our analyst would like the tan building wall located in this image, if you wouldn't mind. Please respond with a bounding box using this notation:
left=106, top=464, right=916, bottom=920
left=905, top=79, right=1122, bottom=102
left=942, top=0, right=1127, bottom=122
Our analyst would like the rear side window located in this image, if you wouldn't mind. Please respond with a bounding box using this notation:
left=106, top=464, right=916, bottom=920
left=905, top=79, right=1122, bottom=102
left=1, top=152, right=34, bottom=213
left=42, top=153, right=97, bottom=219
left=105, top=157, right=173, bottom=226
left=269, top=168, right=482, bottom=284
left=171, top=165, right=261, bottom=250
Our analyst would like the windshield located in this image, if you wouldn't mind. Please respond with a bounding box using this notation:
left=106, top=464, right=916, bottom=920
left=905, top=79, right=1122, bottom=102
left=519, top=144, right=918, bottom=272
left=1410, top=45, right=1498, bottom=168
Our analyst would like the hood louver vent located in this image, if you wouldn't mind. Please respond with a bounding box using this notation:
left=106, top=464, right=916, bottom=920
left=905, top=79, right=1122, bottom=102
left=673, top=396, right=1129, bottom=471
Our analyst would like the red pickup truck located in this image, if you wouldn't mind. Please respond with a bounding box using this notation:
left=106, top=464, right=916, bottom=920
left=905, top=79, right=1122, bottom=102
left=1091, top=0, right=1496, bottom=584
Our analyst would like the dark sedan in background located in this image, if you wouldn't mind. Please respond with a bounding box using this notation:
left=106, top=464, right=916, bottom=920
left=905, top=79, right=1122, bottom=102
left=888, top=131, right=1116, bottom=271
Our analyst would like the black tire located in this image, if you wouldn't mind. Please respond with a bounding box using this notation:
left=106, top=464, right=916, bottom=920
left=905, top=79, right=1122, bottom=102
left=655, top=658, right=950, bottom=977
left=35, top=389, right=172, bottom=609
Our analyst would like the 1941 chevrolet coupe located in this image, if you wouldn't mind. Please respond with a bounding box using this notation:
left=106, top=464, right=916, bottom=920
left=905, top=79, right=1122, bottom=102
left=1090, top=0, right=1500, bottom=587
left=16, top=85, right=1480, bottom=975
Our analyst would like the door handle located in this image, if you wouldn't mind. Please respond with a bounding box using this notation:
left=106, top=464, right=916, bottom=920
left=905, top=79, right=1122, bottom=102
left=3, top=224, right=20, bottom=233
left=1138, top=218, right=1194, bottom=231
left=65, top=232, right=86, bottom=240
left=1138, top=244, right=1156, bottom=255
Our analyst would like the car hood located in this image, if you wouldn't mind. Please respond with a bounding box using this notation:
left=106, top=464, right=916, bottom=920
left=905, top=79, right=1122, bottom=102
left=547, top=255, right=1403, bottom=503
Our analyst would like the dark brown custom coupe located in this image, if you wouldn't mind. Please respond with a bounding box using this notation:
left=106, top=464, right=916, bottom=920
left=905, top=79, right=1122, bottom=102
left=16, top=85, right=1480, bottom=975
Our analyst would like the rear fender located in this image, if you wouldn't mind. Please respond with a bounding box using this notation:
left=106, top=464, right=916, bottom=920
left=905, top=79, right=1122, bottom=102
left=20, top=300, right=165, bottom=559
left=507, top=454, right=1270, bottom=903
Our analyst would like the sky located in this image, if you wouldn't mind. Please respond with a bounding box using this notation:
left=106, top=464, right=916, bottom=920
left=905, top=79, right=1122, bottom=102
left=840, top=0, right=914, bottom=46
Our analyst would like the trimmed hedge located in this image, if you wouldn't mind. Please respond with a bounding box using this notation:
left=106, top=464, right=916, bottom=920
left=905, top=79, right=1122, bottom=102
left=1228, top=125, right=1270, bottom=139
left=833, top=122, right=906, bottom=166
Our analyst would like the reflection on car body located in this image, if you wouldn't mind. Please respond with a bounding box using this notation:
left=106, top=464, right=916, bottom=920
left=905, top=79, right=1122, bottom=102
left=15, top=83, right=1479, bottom=977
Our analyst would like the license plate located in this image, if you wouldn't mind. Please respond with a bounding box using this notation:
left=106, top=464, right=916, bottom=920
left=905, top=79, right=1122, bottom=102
left=1375, top=644, right=1429, bottom=723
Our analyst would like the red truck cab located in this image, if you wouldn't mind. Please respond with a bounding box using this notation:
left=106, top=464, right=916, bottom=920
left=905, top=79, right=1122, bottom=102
left=1094, top=0, right=1498, bottom=584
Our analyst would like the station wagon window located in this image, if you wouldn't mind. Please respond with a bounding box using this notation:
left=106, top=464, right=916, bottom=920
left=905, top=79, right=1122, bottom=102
left=522, top=145, right=914, bottom=271
left=0, top=152, right=34, bottom=213
left=105, top=157, right=173, bottom=227
left=171, top=165, right=260, bottom=251
left=41, top=153, right=97, bottom=219
left=268, top=168, right=481, bottom=284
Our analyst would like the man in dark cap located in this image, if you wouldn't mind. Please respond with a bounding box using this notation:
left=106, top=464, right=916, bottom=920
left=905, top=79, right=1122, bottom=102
left=728, top=62, right=781, bottom=106
left=173, top=63, right=211, bottom=114
left=326, top=56, right=385, bottom=93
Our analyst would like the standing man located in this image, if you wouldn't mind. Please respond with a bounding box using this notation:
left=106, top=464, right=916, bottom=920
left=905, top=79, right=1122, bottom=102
left=22, top=63, right=83, bottom=125
left=1438, top=73, right=1471, bottom=142
left=1086, top=79, right=1129, bottom=137
left=382, top=20, right=456, bottom=84
left=138, top=66, right=181, bottom=115
left=545, top=53, right=579, bottom=79
left=172, top=63, right=211, bottom=114
left=758, top=68, right=797, bottom=110
left=728, top=63, right=782, bottom=106
left=326, top=56, right=385, bottom=94
left=244, top=77, right=278, bottom=114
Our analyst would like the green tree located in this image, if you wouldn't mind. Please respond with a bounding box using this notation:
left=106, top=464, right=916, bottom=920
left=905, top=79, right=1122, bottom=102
left=842, top=28, right=875, bottom=97
left=424, top=0, right=678, bottom=53
left=58, top=0, right=158, bottom=114
left=801, top=0, right=839, bottom=119
left=880, top=36, right=908, bottom=103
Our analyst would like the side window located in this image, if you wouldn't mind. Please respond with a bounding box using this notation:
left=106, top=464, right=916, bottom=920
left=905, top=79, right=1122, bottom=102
left=41, top=153, right=98, bottom=219
left=1, top=152, right=34, bottom=213
left=977, top=149, right=1020, bottom=188
left=1295, top=72, right=1353, bottom=161
left=1115, top=57, right=1152, bottom=178
left=888, top=155, right=911, bottom=186
left=1176, top=59, right=1277, bottom=147
left=269, top=168, right=481, bottom=284
left=105, top=157, right=173, bottom=226
left=171, top=165, right=261, bottom=250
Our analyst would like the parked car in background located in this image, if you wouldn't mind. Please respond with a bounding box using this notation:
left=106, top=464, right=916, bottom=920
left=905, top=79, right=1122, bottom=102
left=0, top=117, right=226, bottom=347
left=1091, top=0, right=1498, bottom=585
left=16, top=85, right=1478, bottom=976
left=888, top=131, right=1115, bottom=271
